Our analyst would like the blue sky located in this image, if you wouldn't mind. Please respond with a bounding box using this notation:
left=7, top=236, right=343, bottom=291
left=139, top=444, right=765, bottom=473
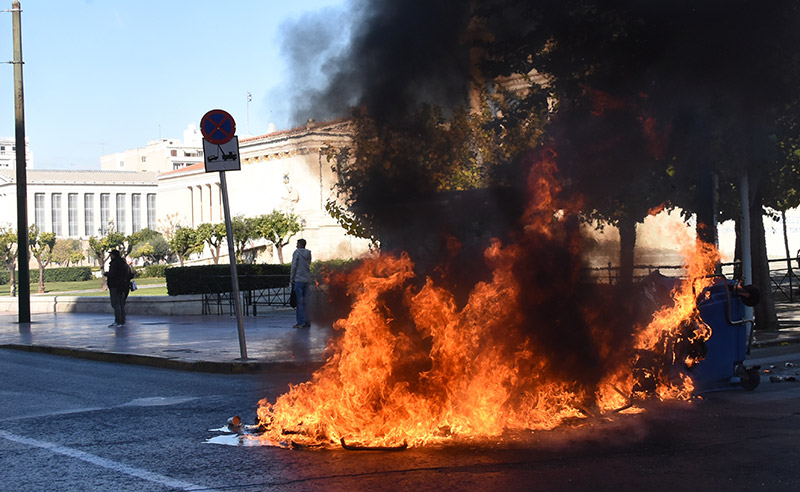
left=0, top=0, right=351, bottom=170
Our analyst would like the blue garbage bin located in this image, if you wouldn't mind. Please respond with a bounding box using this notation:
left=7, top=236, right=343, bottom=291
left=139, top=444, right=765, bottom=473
left=692, top=279, right=755, bottom=390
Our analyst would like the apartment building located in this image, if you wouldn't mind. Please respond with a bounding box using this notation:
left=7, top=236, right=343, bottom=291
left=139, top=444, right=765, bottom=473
left=100, top=124, right=203, bottom=173
left=0, top=137, right=33, bottom=169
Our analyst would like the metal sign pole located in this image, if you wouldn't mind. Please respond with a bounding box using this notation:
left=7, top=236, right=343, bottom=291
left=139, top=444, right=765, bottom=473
left=219, top=171, right=247, bottom=359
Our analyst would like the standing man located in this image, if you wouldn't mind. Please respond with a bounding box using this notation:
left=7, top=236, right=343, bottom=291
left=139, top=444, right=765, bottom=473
left=105, top=249, right=131, bottom=327
left=290, top=238, right=312, bottom=328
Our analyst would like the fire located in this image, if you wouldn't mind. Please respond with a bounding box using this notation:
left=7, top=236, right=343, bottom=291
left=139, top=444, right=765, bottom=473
left=256, top=156, right=718, bottom=450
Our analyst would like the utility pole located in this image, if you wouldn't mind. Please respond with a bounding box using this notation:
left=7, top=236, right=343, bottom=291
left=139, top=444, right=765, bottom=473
left=11, top=0, right=30, bottom=323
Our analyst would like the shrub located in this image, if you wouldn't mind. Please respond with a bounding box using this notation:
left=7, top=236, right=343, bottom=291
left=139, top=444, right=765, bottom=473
left=138, top=264, right=168, bottom=278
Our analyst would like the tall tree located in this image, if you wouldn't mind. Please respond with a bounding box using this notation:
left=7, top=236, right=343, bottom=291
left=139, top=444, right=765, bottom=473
left=125, top=228, right=162, bottom=257
left=169, top=226, right=203, bottom=267
left=256, top=210, right=303, bottom=263
left=196, top=223, right=227, bottom=264
left=28, top=225, right=56, bottom=294
left=130, top=235, right=169, bottom=264
left=231, top=215, right=258, bottom=263
left=480, top=0, right=800, bottom=327
left=50, top=239, right=83, bottom=267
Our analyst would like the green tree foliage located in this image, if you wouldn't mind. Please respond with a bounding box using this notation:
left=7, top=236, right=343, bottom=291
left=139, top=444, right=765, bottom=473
left=50, top=239, right=84, bottom=267
left=28, top=225, right=56, bottom=294
left=169, top=226, right=203, bottom=267
left=231, top=215, right=258, bottom=263
left=195, top=222, right=227, bottom=265
left=126, top=229, right=169, bottom=264
left=477, top=0, right=800, bottom=324
left=125, top=229, right=162, bottom=256
left=0, top=227, right=17, bottom=296
left=88, top=228, right=126, bottom=289
left=255, top=210, right=303, bottom=263
left=324, top=101, right=549, bottom=247
left=130, top=235, right=169, bottom=264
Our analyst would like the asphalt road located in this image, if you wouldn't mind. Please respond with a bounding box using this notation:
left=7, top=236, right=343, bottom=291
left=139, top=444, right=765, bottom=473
left=1, top=347, right=799, bottom=492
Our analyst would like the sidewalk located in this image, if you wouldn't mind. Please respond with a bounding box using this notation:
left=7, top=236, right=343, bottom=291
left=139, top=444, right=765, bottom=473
left=0, top=309, right=333, bottom=373
left=0, top=307, right=799, bottom=374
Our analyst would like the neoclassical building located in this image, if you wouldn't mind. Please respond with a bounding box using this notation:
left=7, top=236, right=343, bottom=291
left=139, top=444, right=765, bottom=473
left=156, top=119, right=371, bottom=262
left=0, top=169, right=157, bottom=239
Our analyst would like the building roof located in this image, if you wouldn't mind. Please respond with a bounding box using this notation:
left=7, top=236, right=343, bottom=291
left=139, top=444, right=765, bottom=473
left=238, top=117, right=351, bottom=146
left=158, top=118, right=353, bottom=181
left=159, top=162, right=205, bottom=178
left=0, top=169, right=157, bottom=185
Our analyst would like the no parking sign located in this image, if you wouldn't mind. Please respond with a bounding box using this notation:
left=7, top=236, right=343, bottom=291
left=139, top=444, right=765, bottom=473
left=200, top=109, right=240, bottom=172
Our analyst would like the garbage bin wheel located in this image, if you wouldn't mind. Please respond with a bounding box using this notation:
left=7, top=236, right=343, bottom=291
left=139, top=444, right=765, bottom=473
left=740, top=367, right=760, bottom=391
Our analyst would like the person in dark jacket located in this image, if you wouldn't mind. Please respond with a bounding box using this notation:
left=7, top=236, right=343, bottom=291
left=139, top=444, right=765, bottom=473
left=105, top=249, right=131, bottom=327
left=290, top=238, right=312, bottom=328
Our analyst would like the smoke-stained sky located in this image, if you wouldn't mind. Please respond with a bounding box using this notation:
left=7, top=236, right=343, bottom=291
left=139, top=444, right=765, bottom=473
left=280, top=0, right=474, bottom=124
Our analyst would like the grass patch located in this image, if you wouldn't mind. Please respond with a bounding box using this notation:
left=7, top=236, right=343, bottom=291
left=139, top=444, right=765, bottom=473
left=0, top=277, right=167, bottom=296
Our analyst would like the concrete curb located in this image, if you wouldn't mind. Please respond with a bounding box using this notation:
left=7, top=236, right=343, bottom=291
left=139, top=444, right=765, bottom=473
left=0, top=344, right=323, bottom=374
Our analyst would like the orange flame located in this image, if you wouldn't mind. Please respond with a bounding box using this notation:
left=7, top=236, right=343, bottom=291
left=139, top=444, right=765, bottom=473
left=256, top=156, right=719, bottom=449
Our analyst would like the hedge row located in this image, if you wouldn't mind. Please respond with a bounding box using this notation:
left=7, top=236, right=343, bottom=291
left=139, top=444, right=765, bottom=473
left=165, top=263, right=292, bottom=295
left=135, top=264, right=169, bottom=278
left=0, top=266, right=93, bottom=285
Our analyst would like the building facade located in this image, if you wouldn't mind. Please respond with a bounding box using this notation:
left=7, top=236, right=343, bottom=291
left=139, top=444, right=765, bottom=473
left=0, top=170, right=158, bottom=239
left=157, top=119, right=371, bottom=262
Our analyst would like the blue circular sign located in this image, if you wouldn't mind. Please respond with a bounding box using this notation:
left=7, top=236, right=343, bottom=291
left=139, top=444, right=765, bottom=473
left=200, top=109, right=236, bottom=144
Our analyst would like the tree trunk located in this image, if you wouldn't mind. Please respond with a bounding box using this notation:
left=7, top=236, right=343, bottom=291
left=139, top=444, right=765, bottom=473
left=733, top=216, right=742, bottom=280
left=8, top=264, right=15, bottom=297
left=781, top=209, right=793, bottom=284
left=750, top=186, right=779, bottom=330
left=276, top=245, right=284, bottom=264
left=618, top=218, right=636, bottom=291
left=37, top=259, right=45, bottom=294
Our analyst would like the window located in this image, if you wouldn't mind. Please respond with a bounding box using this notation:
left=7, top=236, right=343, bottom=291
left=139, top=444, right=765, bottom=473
left=51, top=193, right=62, bottom=236
left=68, top=193, right=78, bottom=236
left=146, top=193, right=156, bottom=230
left=131, top=193, right=141, bottom=233
left=141, top=156, right=146, bottom=162
left=116, top=193, right=126, bottom=233
left=84, top=193, right=95, bottom=236
left=171, top=149, right=177, bottom=157
left=118, top=160, right=124, bottom=169
left=100, top=193, right=110, bottom=235
left=34, top=193, right=45, bottom=230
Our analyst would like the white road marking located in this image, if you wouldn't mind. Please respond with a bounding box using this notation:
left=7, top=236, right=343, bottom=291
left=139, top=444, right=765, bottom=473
left=0, top=430, right=218, bottom=492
